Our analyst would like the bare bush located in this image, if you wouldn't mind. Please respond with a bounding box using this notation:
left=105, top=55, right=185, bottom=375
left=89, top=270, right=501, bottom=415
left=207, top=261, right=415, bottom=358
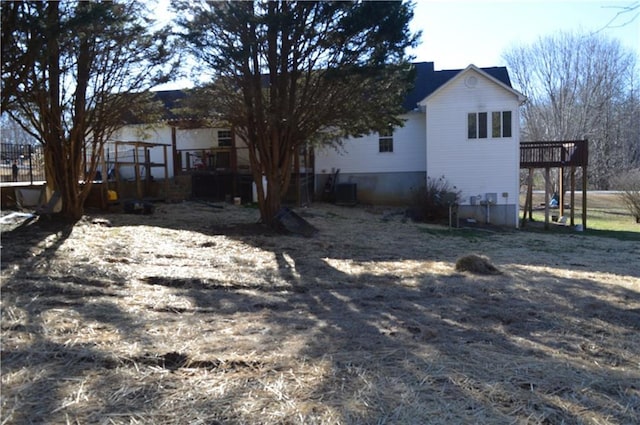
left=611, top=169, right=640, bottom=223
left=408, top=175, right=461, bottom=223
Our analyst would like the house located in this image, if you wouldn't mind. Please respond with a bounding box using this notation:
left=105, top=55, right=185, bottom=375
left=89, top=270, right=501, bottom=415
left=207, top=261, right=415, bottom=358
left=111, top=61, right=525, bottom=226
left=108, top=90, right=254, bottom=201
left=314, top=61, right=526, bottom=227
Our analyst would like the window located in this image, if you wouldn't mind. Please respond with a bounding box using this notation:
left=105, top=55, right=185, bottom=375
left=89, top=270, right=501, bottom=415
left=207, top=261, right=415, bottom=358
left=468, top=112, right=487, bottom=139
left=379, top=127, right=393, bottom=153
left=492, top=111, right=512, bottom=138
left=503, top=111, right=512, bottom=137
left=468, top=113, right=476, bottom=139
left=218, top=130, right=232, bottom=147
left=492, top=112, right=501, bottom=138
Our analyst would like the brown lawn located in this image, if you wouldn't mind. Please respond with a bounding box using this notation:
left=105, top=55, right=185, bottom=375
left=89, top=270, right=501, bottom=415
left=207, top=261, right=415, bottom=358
left=1, top=201, right=639, bottom=424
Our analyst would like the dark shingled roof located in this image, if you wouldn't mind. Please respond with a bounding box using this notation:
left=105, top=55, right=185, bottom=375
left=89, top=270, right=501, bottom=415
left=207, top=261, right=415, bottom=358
left=147, top=62, right=513, bottom=119
left=402, top=62, right=513, bottom=111
left=151, top=90, right=189, bottom=120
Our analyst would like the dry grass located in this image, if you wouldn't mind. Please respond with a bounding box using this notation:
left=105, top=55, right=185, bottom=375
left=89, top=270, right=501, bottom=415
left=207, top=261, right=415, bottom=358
left=1, top=201, right=639, bottom=424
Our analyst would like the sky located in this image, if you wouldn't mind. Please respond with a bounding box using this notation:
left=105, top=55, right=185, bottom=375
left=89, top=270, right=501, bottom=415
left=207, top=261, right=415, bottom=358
left=155, top=0, right=640, bottom=90
left=409, top=0, right=640, bottom=70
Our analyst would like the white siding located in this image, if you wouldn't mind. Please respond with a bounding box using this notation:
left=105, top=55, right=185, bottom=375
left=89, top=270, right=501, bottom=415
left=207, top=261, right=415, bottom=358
left=112, top=124, right=172, bottom=147
left=108, top=125, right=173, bottom=179
left=315, top=112, right=426, bottom=174
left=111, top=124, right=241, bottom=178
left=424, top=68, right=521, bottom=225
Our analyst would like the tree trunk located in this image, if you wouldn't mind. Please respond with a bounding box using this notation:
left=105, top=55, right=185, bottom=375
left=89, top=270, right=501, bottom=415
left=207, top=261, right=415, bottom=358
left=44, top=145, right=85, bottom=221
left=258, top=167, right=284, bottom=228
left=251, top=148, right=296, bottom=230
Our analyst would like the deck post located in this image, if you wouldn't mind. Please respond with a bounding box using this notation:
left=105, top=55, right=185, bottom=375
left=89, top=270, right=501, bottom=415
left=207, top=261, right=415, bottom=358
left=163, top=145, right=169, bottom=200
left=544, top=167, right=550, bottom=230
left=134, top=146, right=142, bottom=199
left=171, top=127, right=179, bottom=176
left=527, top=168, right=534, bottom=221
left=521, top=168, right=534, bottom=227
left=558, top=166, right=564, bottom=218
left=570, top=166, right=576, bottom=227
left=582, top=165, right=588, bottom=230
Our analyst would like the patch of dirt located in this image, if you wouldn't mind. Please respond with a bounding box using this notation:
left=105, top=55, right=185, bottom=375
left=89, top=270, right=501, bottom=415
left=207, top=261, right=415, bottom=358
left=1, top=201, right=639, bottom=424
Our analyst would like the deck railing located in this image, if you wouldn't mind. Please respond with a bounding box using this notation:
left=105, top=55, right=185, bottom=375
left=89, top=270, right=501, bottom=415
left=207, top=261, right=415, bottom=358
left=520, top=140, right=588, bottom=168
left=0, top=143, right=46, bottom=183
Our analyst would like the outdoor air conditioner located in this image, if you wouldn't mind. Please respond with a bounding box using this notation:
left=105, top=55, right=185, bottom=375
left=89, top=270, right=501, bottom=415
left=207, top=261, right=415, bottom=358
left=335, top=183, right=357, bottom=206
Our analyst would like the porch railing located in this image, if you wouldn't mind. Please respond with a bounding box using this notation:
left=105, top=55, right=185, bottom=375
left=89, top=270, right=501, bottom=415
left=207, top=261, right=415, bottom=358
left=0, top=143, right=46, bottom=183
left=520, top=140, right=588, bottom=168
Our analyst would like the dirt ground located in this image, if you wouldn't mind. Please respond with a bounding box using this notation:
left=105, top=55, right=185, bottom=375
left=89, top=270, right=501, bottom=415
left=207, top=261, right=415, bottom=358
left=1, top=201, right=639, bottom=424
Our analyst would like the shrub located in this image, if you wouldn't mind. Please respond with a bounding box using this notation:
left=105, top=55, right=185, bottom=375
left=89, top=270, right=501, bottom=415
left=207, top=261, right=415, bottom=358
left=610, top=169, right=640, bottom=223
left=408, top=175, right=461, bottom=223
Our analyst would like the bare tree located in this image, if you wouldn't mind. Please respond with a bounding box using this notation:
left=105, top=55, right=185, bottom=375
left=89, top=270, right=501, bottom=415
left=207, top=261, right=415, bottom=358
left=174, top=0, right=418, bottom=227
left=598, top=2, right=640, bottom=31
left=0, top=115, right=36, bottom=146
left=504, top=31, right=639, bottom=188
left=1, top=1, right=174, bottom=219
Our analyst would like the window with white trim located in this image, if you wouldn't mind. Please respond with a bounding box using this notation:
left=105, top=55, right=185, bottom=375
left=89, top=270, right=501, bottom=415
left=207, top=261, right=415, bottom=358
left=218, top=130, right=232, bottom=147
left=379, top=127, right=394, bottom=153
left=468, top=112, right=487, bottom=139
left=491, top=111, right=512, bottom=138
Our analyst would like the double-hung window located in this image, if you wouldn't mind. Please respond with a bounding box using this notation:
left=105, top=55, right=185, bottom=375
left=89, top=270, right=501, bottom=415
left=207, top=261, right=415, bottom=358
left=468, top=112, right=487, bottom=139
left=218, top=130, right=232, bottom=147
left=379, top=127, right=394, bottom=153
left=491, top=111, right=512, bottom=138
left=469, top=111, right=512, bottom=139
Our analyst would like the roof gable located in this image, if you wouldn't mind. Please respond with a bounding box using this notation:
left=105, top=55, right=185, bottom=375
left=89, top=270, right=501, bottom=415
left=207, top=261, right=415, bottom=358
left=405, top=62, right=523, bottom=110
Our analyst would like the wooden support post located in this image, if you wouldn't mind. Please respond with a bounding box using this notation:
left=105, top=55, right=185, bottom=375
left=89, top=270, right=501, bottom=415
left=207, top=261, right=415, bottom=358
left=527, top=168, right=534, bottom=220
left=163, top=145, right=169, bottom=201
left=544, top=167, right=550, bottom=230
left=100, top=147, right=108, bottom=209
left=134, top=145, right=142, bottom=199
left=558, top=166, right=564, bottom=218
left=521, top=168, right=534, bottom=227
left=171, top=127, right=178, bottom=176
left=570, top=166, right=576, bottom=227
left=582, top=165, right=588, bottom=230
left=144, top=148, right=151, bottom=196
left=115, top=143, right=121, bottom=199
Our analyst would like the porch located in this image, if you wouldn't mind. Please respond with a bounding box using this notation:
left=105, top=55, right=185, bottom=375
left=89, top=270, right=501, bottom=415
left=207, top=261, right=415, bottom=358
left=520, top=140, right=588, bottom=229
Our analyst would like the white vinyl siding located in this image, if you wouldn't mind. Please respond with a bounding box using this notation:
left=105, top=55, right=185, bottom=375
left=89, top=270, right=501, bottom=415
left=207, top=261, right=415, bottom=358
left=112, top=124, right=245, bottom=178
left=424, top=68, right=520, bottom=225
left=315, top=112, right=426, bottom=174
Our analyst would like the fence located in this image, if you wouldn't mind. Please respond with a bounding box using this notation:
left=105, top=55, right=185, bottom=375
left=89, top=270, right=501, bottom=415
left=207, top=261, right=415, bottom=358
left=0, top=143, right=46, bottom=183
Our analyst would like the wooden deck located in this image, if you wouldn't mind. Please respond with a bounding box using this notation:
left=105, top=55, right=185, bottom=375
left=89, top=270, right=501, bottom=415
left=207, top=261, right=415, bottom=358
left=520, top=140, right=588, bottom=168
left=519, top=140, right=588, bottom=230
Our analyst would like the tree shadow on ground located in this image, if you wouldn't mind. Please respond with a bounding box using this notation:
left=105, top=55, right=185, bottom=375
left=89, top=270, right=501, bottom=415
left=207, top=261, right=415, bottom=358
left=1, top=217, right=160, bottom=424
left=3, top=203, right=638, bottom=423
left=132, top=210, right=639, bottom=423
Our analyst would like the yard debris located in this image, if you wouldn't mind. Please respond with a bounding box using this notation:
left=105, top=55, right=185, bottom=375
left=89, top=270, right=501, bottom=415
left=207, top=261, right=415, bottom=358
left=123, top=200, right=154, bottom=215
left=274, top=207, right=318, bottom=237
left=0, top=211, right=34, bottom=224
left=455, top=253, right=502, bottom=275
